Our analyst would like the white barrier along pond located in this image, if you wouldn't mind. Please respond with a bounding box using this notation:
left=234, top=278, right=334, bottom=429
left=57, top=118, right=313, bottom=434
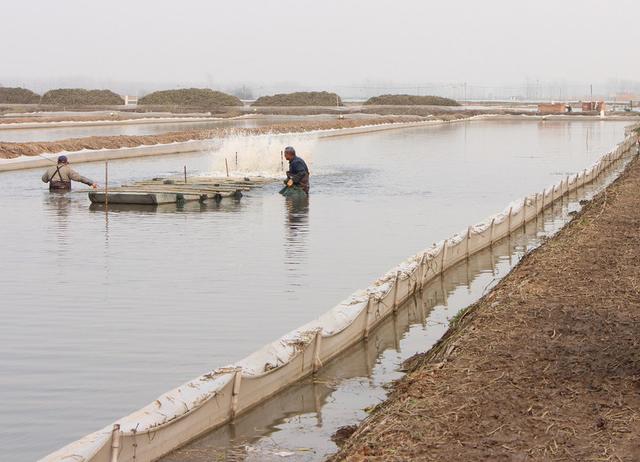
left=41, top=128, right=640, bottom=462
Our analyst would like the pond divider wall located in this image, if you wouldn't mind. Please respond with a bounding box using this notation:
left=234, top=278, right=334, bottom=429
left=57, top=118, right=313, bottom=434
left=41, top=127, right=640, bottom=462
left=0, top=119, right=453, bottom=172
left=0, top=116, right=217, bottom=132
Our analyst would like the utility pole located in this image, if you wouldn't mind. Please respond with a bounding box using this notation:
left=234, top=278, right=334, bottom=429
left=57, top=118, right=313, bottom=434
left=590, top=84, right=593, bottom=102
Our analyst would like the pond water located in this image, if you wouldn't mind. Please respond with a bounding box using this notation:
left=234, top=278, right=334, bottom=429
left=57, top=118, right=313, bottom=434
left=0, top=119, right=629, bottom=461
left=0, top=114, right=345, bottom=143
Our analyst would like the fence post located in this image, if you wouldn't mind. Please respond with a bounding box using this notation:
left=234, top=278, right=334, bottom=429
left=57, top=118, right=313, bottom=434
left=465, top=226, right=471, bottom=258
left=363, top=297, right=372, bottom=340
left=110, top=424, right=121, bottom=462
left=392, top=271, right=400, bottom=313
left=489, top=218, right=495, bottom=245
left=440, top=241, right=447, bottom=274
left=312, top=330, right=323, bottom=373
left=417, top=253, right=426, bottom=291
left=230, top=368, right=242, bottom=420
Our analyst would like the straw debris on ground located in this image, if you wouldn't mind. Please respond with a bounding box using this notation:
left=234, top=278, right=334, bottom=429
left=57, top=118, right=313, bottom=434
left=0, top=116, right=424, bottom=159
left=331, top=154, right=640, bottom=461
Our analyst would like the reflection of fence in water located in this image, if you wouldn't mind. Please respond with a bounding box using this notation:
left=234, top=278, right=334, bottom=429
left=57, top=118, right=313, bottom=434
left=42, top=130, right=639, bottom=462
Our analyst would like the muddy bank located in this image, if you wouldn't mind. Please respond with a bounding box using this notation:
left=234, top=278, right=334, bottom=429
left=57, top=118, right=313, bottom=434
left=332, top=154, right=640, bottom=461
left=0, top=116, right=424, bottom=159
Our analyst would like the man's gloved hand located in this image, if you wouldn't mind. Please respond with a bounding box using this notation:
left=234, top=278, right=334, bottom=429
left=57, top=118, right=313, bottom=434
left=286, top=179, right=294, bottom=187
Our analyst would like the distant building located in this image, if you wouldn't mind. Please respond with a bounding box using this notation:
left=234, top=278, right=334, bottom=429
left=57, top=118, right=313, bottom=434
left=581, top=101, right=606, bottom=112
left=123, top=95, right=138, bottom=106
left=537, top=103, right=567, bottom=114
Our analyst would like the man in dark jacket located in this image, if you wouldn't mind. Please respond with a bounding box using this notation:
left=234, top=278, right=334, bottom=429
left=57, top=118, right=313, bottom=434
left=283, top=146, right=310, bottom=194
left=42, top=155, right=97, bottom=191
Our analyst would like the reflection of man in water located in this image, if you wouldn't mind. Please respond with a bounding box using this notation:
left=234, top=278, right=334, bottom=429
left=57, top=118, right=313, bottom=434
left=42, top=155, right=97, bottom=191
left=284, top=195, right=310, bottom=269
left=284, top=146, right=310, bottom=195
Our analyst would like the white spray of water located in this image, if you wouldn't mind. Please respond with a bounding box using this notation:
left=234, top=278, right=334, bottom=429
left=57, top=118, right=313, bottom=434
left=203, top=132, right=318, bottom=178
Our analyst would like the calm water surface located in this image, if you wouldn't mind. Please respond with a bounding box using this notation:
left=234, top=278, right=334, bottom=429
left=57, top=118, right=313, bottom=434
left=0, top=114, right=342, bottom=143
left=0, top=119, right=628, bottom=460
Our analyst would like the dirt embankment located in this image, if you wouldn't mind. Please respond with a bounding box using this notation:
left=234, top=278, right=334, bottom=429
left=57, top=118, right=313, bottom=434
left=364, top=94, right=460, bottom=106
left=252, top=91, right=342, bottom=106
left=0, top=87, right=40, bottom=104
left=40, top=89, right=124, bottom=105
left=138, top=88, right=242, bottom=107
left=0, top=116, right=427, bottom=159
left=331, top=155, right=640, bottom=461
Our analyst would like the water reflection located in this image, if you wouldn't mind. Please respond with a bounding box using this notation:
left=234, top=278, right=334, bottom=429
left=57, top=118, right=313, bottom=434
left=43, top=192, right=72, bottom=251
left=283, top=196, right=310, bottom=279
left=87, top=198, right=245, bottom=214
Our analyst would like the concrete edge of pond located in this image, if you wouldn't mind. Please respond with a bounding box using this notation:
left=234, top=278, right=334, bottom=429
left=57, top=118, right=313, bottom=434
left=39, top=126, right=640, bottom=462
left=0, top=116, right=220, bottom=131
left=0, top=118, right=474, bottom=172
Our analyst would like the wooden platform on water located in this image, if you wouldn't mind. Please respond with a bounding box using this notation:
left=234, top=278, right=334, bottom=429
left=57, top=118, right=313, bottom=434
left=88, top=176, right=273, bottom=205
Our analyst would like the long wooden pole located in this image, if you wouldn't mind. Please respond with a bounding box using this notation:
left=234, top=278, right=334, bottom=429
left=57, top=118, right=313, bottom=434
left=184, top=165, right=187, bottom=184
left=225, top=158, right=230, bottom=177
left=105, top=160, right=109, bottom=209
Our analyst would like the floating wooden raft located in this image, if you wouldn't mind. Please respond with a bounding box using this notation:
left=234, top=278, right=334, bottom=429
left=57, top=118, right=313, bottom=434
left=88, top=176, right=273, bottom=205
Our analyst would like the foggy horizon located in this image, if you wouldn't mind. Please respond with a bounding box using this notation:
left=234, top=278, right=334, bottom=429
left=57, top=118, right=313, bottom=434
left=2, top=0, right=639, bottom=99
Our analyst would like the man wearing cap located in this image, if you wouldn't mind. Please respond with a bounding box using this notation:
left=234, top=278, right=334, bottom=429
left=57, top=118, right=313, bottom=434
left=283, top=146, right=310, bottom=195
left=41, top=155, right=97, bottom=191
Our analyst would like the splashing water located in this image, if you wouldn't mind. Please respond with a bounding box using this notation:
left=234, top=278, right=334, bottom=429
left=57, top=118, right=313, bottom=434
left=204, top=132, right=317, bottom=178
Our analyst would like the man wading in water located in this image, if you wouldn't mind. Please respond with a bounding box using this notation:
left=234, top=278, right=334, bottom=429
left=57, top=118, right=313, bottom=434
left=282, top=146, right=310, bottom=196
left=41, top=155, right=97, bottom=191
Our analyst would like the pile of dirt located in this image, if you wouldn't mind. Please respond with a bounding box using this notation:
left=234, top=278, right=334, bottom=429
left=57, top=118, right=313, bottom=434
left=252, top=91, right=342, bottom=107
left=0, top=115, right=426, bottom=159
left=331, top=154, right=640, bottom=461
left=0, top=87, right=40, bottom=104
left=41, top=89, right=124, bottom=105
left=138, top=89, right=242, bottom=107
left=364, top=94, right=460, bottom=106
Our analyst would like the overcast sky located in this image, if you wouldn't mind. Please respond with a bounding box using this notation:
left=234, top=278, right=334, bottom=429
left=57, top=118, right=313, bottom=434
left=1, top=0, right=638, bottom=94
